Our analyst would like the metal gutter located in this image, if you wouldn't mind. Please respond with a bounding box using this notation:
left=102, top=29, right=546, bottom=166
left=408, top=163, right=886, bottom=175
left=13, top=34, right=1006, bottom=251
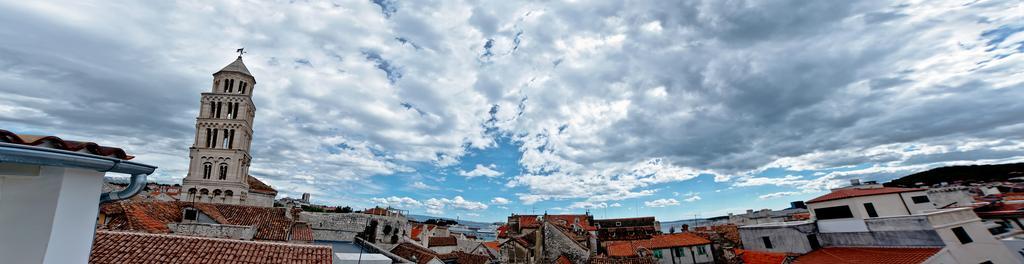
left=0, top=142, right=156, bottom=203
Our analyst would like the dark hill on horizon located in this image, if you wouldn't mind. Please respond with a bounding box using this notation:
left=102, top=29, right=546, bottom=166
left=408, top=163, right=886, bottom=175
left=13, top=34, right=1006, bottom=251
left=885, top=162, right=1024, bottom=187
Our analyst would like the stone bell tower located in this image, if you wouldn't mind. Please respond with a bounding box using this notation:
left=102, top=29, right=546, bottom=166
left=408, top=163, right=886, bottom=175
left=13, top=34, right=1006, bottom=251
left=181, top=55, right=260, bottom=205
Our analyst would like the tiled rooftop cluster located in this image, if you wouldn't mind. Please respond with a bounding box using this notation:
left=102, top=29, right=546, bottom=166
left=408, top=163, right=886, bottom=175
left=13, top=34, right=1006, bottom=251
left=90, top=231, right=332, bottom=264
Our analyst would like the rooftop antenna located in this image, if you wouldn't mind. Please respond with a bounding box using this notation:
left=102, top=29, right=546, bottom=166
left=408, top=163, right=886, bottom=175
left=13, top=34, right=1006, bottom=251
left=236, top=48, right=246, bottom=57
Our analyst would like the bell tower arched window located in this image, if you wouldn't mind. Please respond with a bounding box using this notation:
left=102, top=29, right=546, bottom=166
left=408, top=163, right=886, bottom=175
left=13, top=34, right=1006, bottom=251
left=219, top=163, right=228, bottom=180
left=205, top=128, right=213, bottom=148
left=222, top=129, right=231, bottom=149
left=202, top=162, right=212, bottom=179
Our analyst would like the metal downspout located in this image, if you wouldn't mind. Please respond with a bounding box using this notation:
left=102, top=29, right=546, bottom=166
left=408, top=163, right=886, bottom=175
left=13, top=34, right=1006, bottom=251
left=99, top=172, right=148, bottom=203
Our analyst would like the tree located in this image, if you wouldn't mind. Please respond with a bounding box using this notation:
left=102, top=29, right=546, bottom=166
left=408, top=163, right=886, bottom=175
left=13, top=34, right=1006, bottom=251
left=340, top=206, right=353, bottom=213
left=669, top=226, right=676, bottom=234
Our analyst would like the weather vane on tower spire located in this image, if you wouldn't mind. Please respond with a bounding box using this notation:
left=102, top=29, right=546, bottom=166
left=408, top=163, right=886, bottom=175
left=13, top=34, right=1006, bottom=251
left=236, top=48, right=246, bottom=57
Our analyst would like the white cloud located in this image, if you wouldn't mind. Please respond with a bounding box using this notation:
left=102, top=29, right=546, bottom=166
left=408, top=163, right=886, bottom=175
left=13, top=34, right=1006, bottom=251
left=733, top=175, right=807, bottom=187
left=644, top=198, right=680, bottom=208
left=459, top=164, right=503, bottom=178
left=683, top=195, right=702, bottom=202
left=758, top=192, right=801, bottom=200
left=491, top=197, right=511, bottom=205
left=411, top=181, right=438, bottom=190
left=371, top=196, right=422, bottom=208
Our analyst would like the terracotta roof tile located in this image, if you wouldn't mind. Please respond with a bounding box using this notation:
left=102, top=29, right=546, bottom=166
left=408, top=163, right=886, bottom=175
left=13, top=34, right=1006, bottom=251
left=247, top=175, right=277, bottom=195
left=290, top=222, right=314, bottom=242
left=99, top=201, right=294, bottom=241
left=90, top=231, right=332, bottom=264
left=736, top=249, right=788, bottom=264
left=482, top=241, right=500, bottom=251
left=791, top=247, right=941, bottom=264
left=0, top=129, right=133, bottom=159
left=556, top=255, right=573, bottom=264
left=606, top=232, right=711, bottom=257
left=807, top=187, right=925, bottom=203
left=438, top=251, right=490, bottom=264
left=411, top=224, right=424, bottom=241
left=544, top=214, right=597, bottom=231
left=428, top=236, right=458, bottom=247
left=390, top=242, right=439, bottom=264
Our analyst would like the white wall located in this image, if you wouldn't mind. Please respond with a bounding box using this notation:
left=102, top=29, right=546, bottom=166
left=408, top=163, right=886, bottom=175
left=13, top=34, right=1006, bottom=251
left=0, top=165, right=105, bottom=264
left=932, top=220, right=1016, bottom=264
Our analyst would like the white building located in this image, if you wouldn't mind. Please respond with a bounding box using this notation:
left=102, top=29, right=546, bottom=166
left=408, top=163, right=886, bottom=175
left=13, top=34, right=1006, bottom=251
left=180, top=55, right=277, bottom=206
left=739, top=181, right=1017, bottom=264
left=0, top=130, right=156, bottom=264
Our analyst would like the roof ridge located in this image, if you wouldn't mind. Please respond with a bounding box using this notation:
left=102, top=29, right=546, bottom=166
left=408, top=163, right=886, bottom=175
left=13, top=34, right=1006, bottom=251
left=96, top=230, right=330, bottom=248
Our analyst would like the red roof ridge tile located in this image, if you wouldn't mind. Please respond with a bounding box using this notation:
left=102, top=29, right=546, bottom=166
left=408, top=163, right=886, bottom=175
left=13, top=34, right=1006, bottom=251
left=807, top=187, right=926, bottom=203
left=94, top=230, right=330, bottom=248
left=0, top=129, right=134, bottom=160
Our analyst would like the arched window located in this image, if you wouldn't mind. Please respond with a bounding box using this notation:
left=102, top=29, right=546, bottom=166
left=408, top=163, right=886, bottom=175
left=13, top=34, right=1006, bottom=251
left=222, top=129, right=230, bottom=149
left=202, top=162, right=212, bottom=179
left=228, top=129, right=235, bottom=149
left=188, top=188, right=197, bottom=194
left=204, top=128, right=213, bottom=147
left=232, top=103, right=240, bottom=119
left=223, top=79, right=230, bottom=92
left=213, top=189, right=222, bottom=196
left=209, top=102, right=216, bottom=118
left=219, top=163, right=228, bottom=180
left=240, top=82, right=248, bottom=94
left=225, top=190, right=233, bottom=197
left=210, top=129, right=219, bottom=148
left=200, top=188, right=209, bottom=196
left=215, top=102, right=223, bottom=118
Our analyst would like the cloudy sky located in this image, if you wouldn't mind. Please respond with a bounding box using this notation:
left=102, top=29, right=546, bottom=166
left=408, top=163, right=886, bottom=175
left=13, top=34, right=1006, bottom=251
left=1, top=0, right=1022, bottom=222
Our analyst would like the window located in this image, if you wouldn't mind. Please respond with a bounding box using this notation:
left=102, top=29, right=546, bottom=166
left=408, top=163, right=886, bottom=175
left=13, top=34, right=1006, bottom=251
left=912, top=195, right=930, bottom=204
left=200, top=189, right=209, bottom=195
left=209, top=103, right=216, bottom=118
left=205, top=128, right=213, bottom=147
left=675, top=247, right=685, bottom=257
left=980, top=261, right=993, bottom=264
left=202, top=162, right=212, bottom=179
left=762, top=236, right=773, bottom=249
left=183, top=208, right=198, bottom=221
left=232, top=103, right=240, bottom=119
left=615, top=222, right=621, bottom=227
left=814, top=205, right=855, bottom=220
left=223, top=79, right=230, bottom=92
left=653, top=249, right=662, bottom=259
left=864, top=203, right=878, bottom=218
left=218, top=163, right=228, bottom=180
left=241, top=82, right=247, bottom=94
left=215, top=102, right=222, bottom=118
left=213, top=189, right=222, bottom=196
left=228, top=129, right=235, bottom=149
left=697, top=246, right=706, bottom=255
left=952, top=226, right=973, bottom=244
left=222, top=129, right=230, bottom=149
left=225, top=190, right=233, bottom=197
left=211, top=129, right=218, bottom=148
left=226, top=102, right=234, bottom=119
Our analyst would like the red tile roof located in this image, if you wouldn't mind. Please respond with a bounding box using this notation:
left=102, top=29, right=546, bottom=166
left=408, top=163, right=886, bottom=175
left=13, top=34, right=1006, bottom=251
left=247, top=175, right=278, bottom=195
left=99, top=201, right=295, bottom=241
left=0, top=129, right=133, bottom=159
left=975, top=202, right=1024, bottom=218
left=736, top=249, right=788, bottom=264
left=589, top=256, right=656, bottom=264
left=556, top=255, right=573, bottom=264
left=519, top=215, right=539, bottom=228
left=791, top=247, right=941, bottom=264
left=428, top=236, right=458, bottom=247
left=497, top=224, right=509, bottom=238
left=438, top=251, right=491, bottom=264
left=411, top=224, right=424, bottom=241
left=807, top=187, right=926, bottom=203
left=90, top=231, right=332, bottom=264
left=290, top=222, right=314, bottom=242
left=544, top=214, right=598, bottom=231
left=391, top=242, right=440, bottom=264
left=482, top=241, right=500, bottom=251
left=606, top=232, right=711, bottom=257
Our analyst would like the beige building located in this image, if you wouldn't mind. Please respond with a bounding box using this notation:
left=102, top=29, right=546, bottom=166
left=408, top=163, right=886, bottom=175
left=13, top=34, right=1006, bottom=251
left=180, top=55, right=276, bottom=207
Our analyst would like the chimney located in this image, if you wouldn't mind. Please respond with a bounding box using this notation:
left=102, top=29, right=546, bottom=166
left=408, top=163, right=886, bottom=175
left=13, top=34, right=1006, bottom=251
left=301, top=193, right=311, bottom=203
left=850, top=179, right=861, bottom=186
left=682, top=224, right=689, bottom=232
left=746, top=209, right=754, bottom=214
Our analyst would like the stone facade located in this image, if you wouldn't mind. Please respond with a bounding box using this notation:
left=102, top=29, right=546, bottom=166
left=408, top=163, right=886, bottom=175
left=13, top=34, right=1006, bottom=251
left=180, top=56, right=275, bottom=207
left=299, top=211, right=408, bottom=244
left=542, top=222, right=591, bottom=264
left=168, top=222, right=257, bottom=240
